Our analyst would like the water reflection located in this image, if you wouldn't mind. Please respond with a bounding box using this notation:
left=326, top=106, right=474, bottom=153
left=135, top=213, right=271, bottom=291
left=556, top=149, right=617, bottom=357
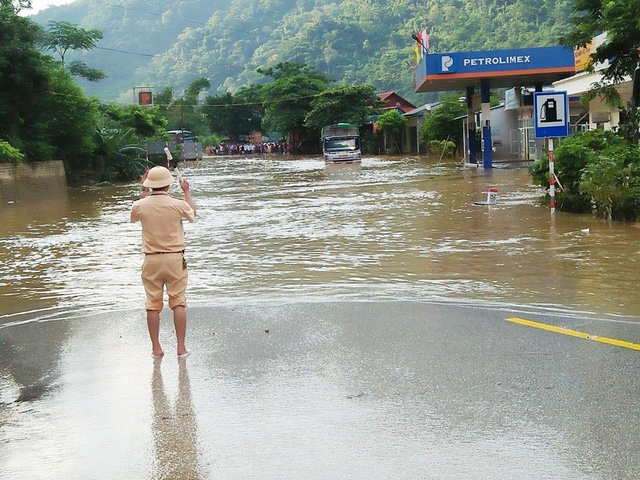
left=0, top=317, right=65, bottom=404
left=151, top=358, right=201, bottom=479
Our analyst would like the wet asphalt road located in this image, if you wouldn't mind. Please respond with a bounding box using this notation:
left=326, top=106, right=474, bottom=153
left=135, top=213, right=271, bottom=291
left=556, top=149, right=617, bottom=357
left=1, top=300, right=639, bottom=479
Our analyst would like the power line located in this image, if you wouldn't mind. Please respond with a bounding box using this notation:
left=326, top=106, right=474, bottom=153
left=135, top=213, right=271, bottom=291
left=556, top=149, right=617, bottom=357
left=48, top=89, right=327, bottom=107
left=94, top=46, right=156, bottom=57
left=91, top=45, right=249, bottom=72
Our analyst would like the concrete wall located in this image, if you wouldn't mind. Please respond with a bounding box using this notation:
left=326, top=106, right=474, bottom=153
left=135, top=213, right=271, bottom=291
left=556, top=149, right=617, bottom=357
left=0, top=161, right=67, bottom=204
left=486, top=107, right=520, bottom=161
left=588, top=82, right=631, bottom=131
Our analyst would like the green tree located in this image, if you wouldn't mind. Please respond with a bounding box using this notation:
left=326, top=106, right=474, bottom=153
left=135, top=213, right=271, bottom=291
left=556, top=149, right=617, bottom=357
left=234, top=84, right=265, bottom=135
left=19, top=0, right=581, bottom=105
left=258, top=62, right=333, bottom=136
left=376, top=109, right=407, bottom=154
left=304, top=84, right=383, bottom=129
left=560, top=0, right=640, bottom=85
left=0, top=139, right=24, bottom=165
left=1, top=0, right=172, bottom=183
left=165, top=78, right=210, bottom=135
left=202, top=92, right=236, bottom=138
left=92, top=118, right=147, bottom=184
left=99, top=104, right=167, bottom=139
left=202, top=84, right=264, bottom=140
left=154, top=87, right=174, bottom=117
left=66, top=60, right=107, bottom=82
left=559, top=0, right=640, bottom=119
left=0, top=1, right=51, bottom=159
left=617, top=106, right=640, bottom=144
left=38, top=21, right=106, bottom=82
left=43, top=64, right=98, bottom=170
left=184, top=77, right=211, bottom=104
left=3, top=0, right=31, bottom=13
left=91, top=103, right=169, bottom=183
left=579, top=143, right=640, bottom=221
left=39, top=21, right=103, bottom=65
left=529, top=130, right=640, bottom=219
left=419, top=93, right=467, bottom=150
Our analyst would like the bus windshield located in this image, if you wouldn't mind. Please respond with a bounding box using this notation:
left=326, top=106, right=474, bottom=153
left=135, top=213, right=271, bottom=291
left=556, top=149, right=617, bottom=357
left=325, top=137, right=358, bottom=151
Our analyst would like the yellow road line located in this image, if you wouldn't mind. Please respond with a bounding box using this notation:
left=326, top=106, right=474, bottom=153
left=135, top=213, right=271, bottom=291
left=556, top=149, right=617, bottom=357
left=505, top=317, right=640, bottom=351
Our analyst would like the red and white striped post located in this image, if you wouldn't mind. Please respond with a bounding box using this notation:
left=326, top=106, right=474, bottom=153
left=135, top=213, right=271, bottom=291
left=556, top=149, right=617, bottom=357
left=487, top=187, right=498, bottom=204
left=548, top=138, right=555, bottom=214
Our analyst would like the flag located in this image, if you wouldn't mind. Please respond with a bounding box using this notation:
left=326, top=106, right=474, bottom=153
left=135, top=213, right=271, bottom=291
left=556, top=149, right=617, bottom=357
left=422, top=29, right=429, bottom=52
left=412, top=31, right=423, bottom=64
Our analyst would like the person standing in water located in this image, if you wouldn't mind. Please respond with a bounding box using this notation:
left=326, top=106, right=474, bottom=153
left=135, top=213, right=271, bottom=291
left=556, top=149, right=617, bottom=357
left=131, top=166, right=196, bottom=358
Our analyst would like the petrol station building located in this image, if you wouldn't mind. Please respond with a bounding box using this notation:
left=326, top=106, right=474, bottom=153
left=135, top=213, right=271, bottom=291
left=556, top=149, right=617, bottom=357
left=413, top=45, right=577, bottom=167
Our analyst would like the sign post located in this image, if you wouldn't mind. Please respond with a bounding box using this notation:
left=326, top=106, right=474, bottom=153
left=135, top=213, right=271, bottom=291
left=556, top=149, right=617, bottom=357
left=534, top=91, right=569, bottom=214
left=548, top=138, right=556, bottom=213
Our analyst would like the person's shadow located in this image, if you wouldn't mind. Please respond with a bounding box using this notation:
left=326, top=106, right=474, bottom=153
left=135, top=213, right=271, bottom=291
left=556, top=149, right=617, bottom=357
left=152, top=358, right=201, bottom=479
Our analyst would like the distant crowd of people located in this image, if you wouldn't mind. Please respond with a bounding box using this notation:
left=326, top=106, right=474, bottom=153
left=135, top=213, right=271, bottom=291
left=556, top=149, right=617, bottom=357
left=205, top=142, right=295, bottom=156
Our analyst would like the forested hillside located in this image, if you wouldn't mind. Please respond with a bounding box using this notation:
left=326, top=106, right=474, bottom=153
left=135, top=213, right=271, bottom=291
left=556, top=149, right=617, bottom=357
left=31, top=0, right=575, bottom=104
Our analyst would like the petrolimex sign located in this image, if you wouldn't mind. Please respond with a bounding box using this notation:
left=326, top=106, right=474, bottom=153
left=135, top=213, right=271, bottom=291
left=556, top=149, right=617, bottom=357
left=438, top=52, right=532, bottom=73
left=429, top=46, right=575, bottom=75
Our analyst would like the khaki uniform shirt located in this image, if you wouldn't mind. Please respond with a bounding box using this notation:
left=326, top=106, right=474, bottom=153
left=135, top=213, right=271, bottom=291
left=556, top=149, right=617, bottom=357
left=131, top=192, right=195, bottom=253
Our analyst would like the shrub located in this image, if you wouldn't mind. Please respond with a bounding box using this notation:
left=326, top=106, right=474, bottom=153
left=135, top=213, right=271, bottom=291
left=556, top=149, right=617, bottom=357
left=0, top=140, right=25, bottom=165
left=579, top=142, right=640, bottom=220
left=428, top=140, right=456, bottom=157
left=529, top=130, right=640, bottom=220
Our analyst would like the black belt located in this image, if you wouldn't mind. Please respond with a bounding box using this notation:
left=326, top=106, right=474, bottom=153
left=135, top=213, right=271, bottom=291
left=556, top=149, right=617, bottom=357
left=145, top=250, right=185, bottom=255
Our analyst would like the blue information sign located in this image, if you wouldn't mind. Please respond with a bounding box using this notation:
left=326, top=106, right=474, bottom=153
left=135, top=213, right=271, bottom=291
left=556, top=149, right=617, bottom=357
left=534, top=91, right=569, bottom=138
left=426, top=46, right=575, bottom=77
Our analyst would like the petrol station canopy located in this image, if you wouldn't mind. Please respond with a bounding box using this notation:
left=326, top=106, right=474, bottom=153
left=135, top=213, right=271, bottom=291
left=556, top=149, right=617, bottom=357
left=414, top=46, right=577, bottom=93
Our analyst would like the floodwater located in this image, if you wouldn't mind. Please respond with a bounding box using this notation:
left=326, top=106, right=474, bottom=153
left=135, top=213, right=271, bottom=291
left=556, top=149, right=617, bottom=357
left=2, top=156, right=640, bottom=480
left=1, top=155, right=639, bottom=322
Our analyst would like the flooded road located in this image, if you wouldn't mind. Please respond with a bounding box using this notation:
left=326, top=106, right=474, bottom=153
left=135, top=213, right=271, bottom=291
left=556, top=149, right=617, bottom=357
left=1, top=156, right=640, bottom=480
left=1, top=156, right=639, bottom=323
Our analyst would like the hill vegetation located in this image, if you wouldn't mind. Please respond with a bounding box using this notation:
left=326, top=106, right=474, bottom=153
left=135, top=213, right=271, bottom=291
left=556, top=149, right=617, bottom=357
left=31, top=0, right=575, bottom=104
left=4, top=0, right=640, bottom=221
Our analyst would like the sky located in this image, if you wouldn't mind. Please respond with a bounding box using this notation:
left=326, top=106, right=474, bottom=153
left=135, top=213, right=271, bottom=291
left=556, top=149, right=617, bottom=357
left=26, top=0, right=75, bottom=15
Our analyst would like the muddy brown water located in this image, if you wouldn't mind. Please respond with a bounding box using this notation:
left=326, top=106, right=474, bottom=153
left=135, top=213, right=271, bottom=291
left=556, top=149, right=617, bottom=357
left=1, top=155, right=639, bottom=324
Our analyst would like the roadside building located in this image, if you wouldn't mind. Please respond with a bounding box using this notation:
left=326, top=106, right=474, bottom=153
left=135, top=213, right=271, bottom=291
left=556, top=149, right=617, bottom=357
left=402, top=102, right=441, bottom=154
left=377, top=91, right=417, bottom=114
left=553, top=33, right=634, bottom=132
left=366, top=91, right=417, bottom=154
